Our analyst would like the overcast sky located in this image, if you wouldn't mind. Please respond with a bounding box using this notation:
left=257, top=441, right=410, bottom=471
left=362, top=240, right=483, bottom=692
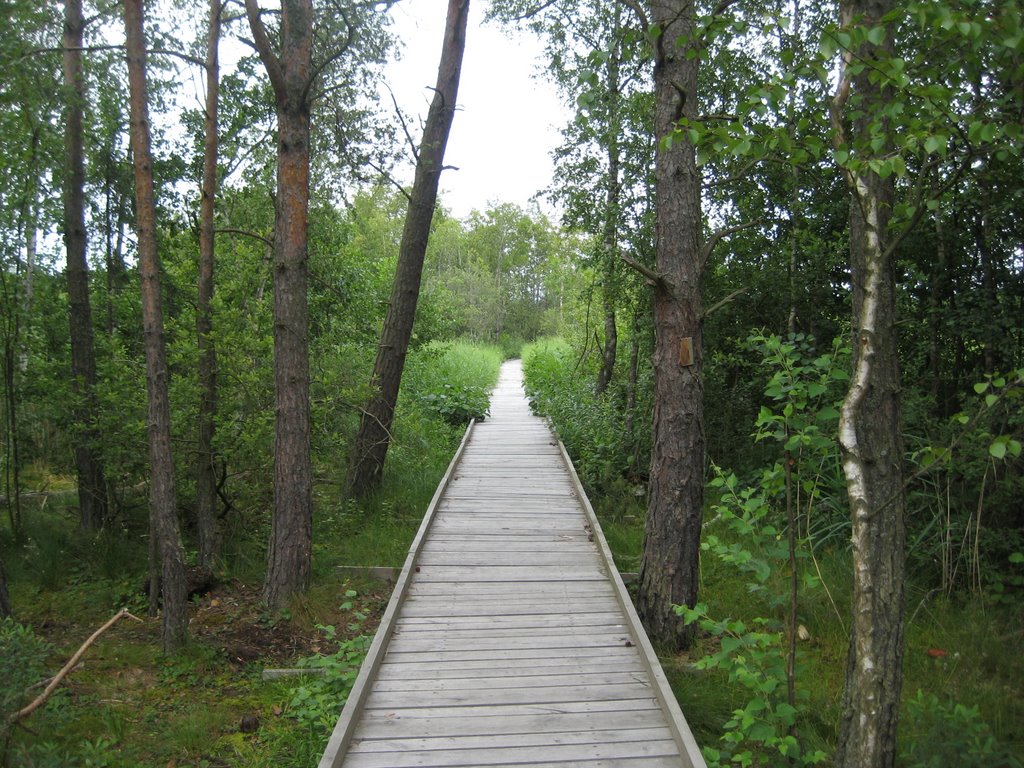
left=383, top=2, right=566, bottom=220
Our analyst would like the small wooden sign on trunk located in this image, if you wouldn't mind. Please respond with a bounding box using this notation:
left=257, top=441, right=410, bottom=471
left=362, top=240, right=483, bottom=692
left=679, top=336, right=694, bottom=366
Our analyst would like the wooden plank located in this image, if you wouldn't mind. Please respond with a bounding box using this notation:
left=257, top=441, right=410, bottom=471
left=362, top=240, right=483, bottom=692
left=363, top=682, right=654, bottom=710
left=391, top=623, right=628, bottom=642
left=411, top=565, right=608, bottom=582
left=374, top=658, right=646, bottom=681
left=348, top=727, right=674, bottom=753
left=386, top=632, right=632, bottom=654
left=370, top=670, right=650, bottom=693
left=416, top=551, right=599, bottom=566
left=340, top=739, right=681, bottom=768
left=354, top=708, right=662, bottom=740
left=395, top=611, right=626, bottom=629
left=557, top=439, right=706, bottom=768
left=322, top=361, right=704, bottom=768
left=359, top=698, right=662, bottom=720
left=376, top=646, right=636, bottom=665
left=317, top=422, right=477, bottom=768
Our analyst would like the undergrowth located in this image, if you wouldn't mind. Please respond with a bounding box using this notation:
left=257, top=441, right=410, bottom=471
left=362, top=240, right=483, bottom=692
left=0, top=340, right=503, bottom=767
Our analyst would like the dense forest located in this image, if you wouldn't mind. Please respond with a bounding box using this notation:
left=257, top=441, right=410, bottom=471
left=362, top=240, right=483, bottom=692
left=0, top=0, right=1021, bottom=766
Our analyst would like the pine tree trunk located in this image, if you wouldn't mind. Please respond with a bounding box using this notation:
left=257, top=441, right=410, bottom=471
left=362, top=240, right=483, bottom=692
left=196, top=0, right=221, bottom=570
left=636, top=0, right=705, bottom=651
left=347, top=0, right=470, bottom=497
left=246, top=0, right=314, bottom=609
left=63, top=0, right=108, bottom=532
left=833, top=1, right=906, bottom=764
left=124, top=0, right=189, bottom=652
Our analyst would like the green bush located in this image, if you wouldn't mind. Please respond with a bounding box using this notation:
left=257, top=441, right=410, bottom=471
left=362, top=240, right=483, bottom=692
left=1, top=619, right=53, bottom=733
left=900, top=690, right=1022, bottom=768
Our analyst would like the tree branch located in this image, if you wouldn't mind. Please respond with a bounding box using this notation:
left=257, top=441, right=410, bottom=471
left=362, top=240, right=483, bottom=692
left=8, top=609, right=142, bottom=725
left=216, top=227, right=274, bottom=247
left=702, top=286, right=748, bottom=318
left=385, top=83, right=419, bottom=164
left=621, top=254, right=667, bottom=289
left=244, top=0, right=286, bottom=97
left=700, top=219, right=764, bottom=267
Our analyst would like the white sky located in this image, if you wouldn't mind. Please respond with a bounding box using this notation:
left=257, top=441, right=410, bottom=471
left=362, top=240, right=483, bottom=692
left=384, top=2, right=566, bottom=219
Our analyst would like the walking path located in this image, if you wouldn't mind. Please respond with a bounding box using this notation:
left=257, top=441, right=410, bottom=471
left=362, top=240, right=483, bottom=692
left=319, top=360, right=705, bottom=768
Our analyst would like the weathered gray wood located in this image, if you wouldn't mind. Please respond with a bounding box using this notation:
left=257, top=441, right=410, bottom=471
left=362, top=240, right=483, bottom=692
left=355, top=707, right=662, bottom=739
left=349, top=727, right=674, bottom=752
left=317, top=422, right=476, bottom=768
left=341, top=739, right=681, bottom=768
left=320, top=361, right=705, bottom=768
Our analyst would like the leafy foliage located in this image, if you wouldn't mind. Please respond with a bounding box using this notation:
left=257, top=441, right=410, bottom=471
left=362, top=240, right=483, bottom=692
left=900, top=690, right=1022, bottom=768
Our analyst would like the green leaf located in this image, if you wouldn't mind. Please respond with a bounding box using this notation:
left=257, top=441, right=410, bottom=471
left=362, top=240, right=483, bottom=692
left=985, top=394, right=998, bottom=408
left=989, top=440, right=1007, bottom=459
left=974, top=381, right=990, bottom=394
left=1008, top=552, right=1024, bottom=564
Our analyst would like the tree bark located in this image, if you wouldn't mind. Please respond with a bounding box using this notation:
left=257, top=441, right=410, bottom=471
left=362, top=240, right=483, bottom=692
left=833, top=1, right=906, bottom=765
left=63, top=0, right=109, bottom=532
left=0, top=552, right=10, bottom=619
left=123, top=0, right=189, bottom=652
left=595, top=32, right=623, bottom=396
left=246, top=0, right=314, bottom=609
left=347, top=0, right=470, bottom=497
left=636, top=0, right=705, bottom=651
left=196, top=0, right=221, bottom=570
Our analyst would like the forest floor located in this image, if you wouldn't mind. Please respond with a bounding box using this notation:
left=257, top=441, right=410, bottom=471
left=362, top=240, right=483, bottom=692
left=3, top=563, right=392, bottom=767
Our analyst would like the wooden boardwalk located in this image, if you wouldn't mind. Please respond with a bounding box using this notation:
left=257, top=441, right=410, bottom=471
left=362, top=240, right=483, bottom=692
left=319, top=360, right=705, bottom=768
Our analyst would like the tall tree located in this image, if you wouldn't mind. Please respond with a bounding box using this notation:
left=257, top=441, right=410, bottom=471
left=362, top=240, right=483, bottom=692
left=347, top=0, right=470, bottom=496
left=196, top=0, right=222, bottom=569
left=831, top=1, right=905, bottom=764
left=0, top=553, right=10, bottom=619
left=246, top=0, right=315, bottom=608
left=634, top=0, right=706, bottom=651
left=123, top=0, right=189, bottom=651
left=63, top=0, right=109, bottom=531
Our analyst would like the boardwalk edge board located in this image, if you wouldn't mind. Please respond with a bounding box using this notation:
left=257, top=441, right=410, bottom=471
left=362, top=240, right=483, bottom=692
left=555, top=438, right=707, bottom=768
left=320, top=362, right=707, bottom=768
left=318, top=420, right=477, bottom=768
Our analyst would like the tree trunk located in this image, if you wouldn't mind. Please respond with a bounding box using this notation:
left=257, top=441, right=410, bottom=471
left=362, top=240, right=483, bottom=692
left=636, top=0, right=705, bottom=651
left=347, top=0, right=470, bottom=497
left=595, top=35, right=622, bottom=396
left=596, top=299, right=617, bottom=395
left=0, top=552, right=10, bottom=619
left=246, top=0, right=314, bottom=609
left=833, top=2, right=906, bottom=765
left=196, top=0, right=221, bottom=570
left=124, top=0, right=189, bottom=652
left=64, top=0, right=109, bottom=532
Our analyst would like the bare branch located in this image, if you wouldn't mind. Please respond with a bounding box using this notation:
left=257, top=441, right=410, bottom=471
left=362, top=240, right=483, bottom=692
left=702, top=286, right=748, bottom=318
left=385, top=83, right=419, bottom=164
left=8, top=609, right=143, bottom=725
left=216, top=227, right=274, bottom=247
left=700, top=219, right=764, bottom=267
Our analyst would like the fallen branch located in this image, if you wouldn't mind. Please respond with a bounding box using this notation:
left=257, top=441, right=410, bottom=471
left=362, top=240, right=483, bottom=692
left=8, top=608, right=143, bottom=725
